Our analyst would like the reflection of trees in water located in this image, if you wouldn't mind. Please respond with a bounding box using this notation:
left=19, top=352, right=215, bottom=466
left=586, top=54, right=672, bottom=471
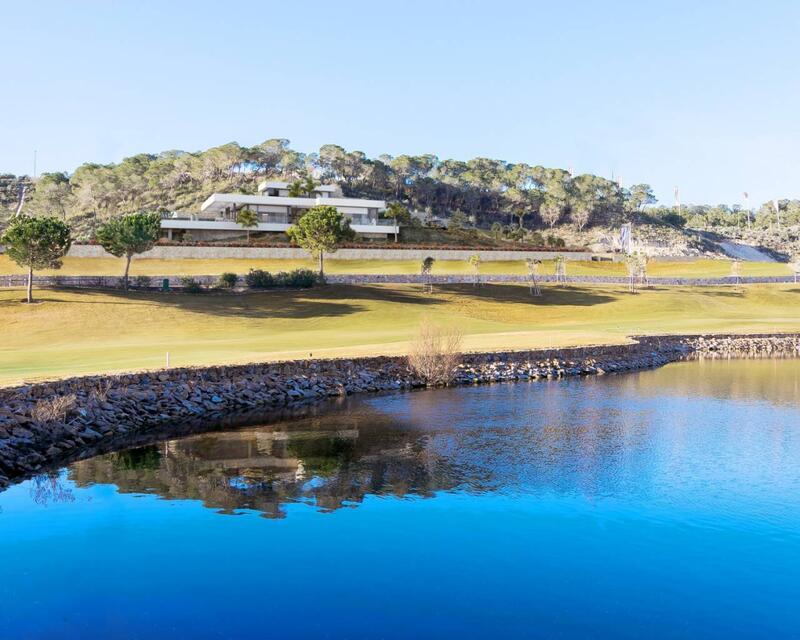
left=67, top=384, right=655, bottom=517
left=69, top=406, right=460, bottom=519
left=29, top=471, right=76, bottom=506
left=69, top=360, right=796, bottom=518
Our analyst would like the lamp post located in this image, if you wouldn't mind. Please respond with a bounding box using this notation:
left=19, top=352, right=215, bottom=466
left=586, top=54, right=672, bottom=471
left=743, top=192, right=750, bottom=230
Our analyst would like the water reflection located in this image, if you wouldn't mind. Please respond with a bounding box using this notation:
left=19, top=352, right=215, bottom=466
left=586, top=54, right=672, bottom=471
left=29, top=471, right=76, bottom=506
left=69, top=408, right=462, bottom=518
left=3, top=360, right=800, bottom=639
left=629, top=357, right=800, bottom=406
left=64, top=359, right=800, bottom=519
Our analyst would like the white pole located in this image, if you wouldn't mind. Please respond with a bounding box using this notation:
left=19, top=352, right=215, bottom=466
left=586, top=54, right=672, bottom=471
left=743, top=192, right=750, bottom=230
left=166, top=352, right=170, bottom=368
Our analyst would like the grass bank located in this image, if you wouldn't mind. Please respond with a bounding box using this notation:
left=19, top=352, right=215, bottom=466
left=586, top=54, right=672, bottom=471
left=1, top=283, right=799, bottom=385
left=0, top=256, right=793, bottom=278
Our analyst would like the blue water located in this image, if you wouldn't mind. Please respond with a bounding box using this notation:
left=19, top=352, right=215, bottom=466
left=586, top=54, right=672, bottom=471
left=1, top=359, right=800, bottom=639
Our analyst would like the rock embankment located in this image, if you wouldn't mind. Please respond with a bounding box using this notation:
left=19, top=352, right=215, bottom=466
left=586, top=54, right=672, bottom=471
left=686, top=334, right=800, bottom=358
left=0, top=334, right=798, bottom=489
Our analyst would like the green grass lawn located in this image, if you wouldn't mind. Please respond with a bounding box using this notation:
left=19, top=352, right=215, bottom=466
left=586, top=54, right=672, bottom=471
left=0, top=255, right=792, bottom=278
left=1, top=283, right=799, bottom=385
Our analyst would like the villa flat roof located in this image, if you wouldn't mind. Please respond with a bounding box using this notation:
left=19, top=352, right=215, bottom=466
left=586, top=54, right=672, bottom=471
left=257, top=180, right=338, bottom=192
left=200, top=193, right=386, bottom=214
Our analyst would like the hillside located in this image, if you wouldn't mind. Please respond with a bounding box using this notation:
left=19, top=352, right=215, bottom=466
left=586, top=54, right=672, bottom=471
left=1, top=140, right=795, bottom=257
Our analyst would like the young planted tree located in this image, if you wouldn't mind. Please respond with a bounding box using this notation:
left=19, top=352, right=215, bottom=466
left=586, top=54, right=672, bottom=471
left=95, top=212, right=161, bottom=290
left=420, top=256, right=436, bottom=293
left=236, top=208, right=259, bottom=243
left=554, top=255, right=567, bottom=284
left=790, top=255, right=800, bottom=283
left=626, top=254, right=639, bottom=293
left=286, top=205, right=355, bottom=279
left=730, top=259, right=742, bottom=285
left=625, top=253, right=648, bottom=293
left=526, top=258, right=542, bottom=296
left=1, top=215, right=72, bottom=303
left=468, top=253, right=481, bottom=286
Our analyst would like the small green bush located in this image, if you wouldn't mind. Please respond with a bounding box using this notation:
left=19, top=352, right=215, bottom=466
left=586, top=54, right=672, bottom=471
left=133, top=275, right=152, bottom=289
left=218, top=272, right=238, bottom=289
left=245, top=269, right=275, bottom=288
left=278, top=269, right=317, bottom=288
left=180, top=276, right=204, bottom=293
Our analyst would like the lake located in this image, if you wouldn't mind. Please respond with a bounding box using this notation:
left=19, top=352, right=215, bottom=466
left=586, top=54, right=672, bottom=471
left=1, top=359, right=799, bottom=639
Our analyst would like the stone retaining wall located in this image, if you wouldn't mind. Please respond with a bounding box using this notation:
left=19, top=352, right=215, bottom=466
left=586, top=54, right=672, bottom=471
left=66, top=243, right=609, bottom=262
left=0, top=273, right=797, bottom=290
left=0, top=333, right=798, bottom=489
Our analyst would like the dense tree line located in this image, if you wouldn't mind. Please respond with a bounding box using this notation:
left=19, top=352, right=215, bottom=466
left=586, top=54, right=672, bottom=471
left=2, top=140, right=797, bottom=235
left=645, top=201, right=800, bottom=230
left=1, top=140, right=656, bottom=231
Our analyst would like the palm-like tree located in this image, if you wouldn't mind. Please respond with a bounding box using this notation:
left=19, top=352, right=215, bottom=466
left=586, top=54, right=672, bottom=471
left=236, top=208, right=259, bottom=243
left=288, top=176, right=318, bottom=198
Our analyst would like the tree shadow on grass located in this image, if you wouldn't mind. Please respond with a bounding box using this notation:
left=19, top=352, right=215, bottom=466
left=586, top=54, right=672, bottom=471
left=71, top=289, right=365, bottom=319
left=434, top=283, right=616, bottom=306
left=12, top=284, right=446, bottom=320
left=689, top=289, right=746, bottom=298
left=0, top=283, right=610, bottom=321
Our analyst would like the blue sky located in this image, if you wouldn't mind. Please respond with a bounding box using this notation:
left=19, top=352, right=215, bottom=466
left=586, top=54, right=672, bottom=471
left=3, top=0, right=799, bottom=206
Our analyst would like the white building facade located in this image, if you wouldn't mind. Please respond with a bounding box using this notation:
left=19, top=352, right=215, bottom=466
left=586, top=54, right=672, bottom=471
left=160, top=181, right=398, bottom=241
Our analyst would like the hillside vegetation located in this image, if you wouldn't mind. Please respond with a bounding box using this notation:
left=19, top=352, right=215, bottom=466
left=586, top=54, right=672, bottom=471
left=3, top=140, right=798, bottom=255
left=1, top=142, right=645, bottom=229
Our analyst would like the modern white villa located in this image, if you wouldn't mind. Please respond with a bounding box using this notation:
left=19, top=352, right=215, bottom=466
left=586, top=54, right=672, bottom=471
left=160, top=181, right=398, bottom=241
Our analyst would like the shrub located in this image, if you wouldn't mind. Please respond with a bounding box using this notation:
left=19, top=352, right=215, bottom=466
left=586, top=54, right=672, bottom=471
left=245, top=268, right=317, bottom=289
left=133, top=275, right=152, bottom=289
left=407, top=318, right=463, bottom=386
left=448, top=210, right=470, bottom=230
left=245, top=269, right=275, bottom=289
left=180, top=276, right=204, bottom=293
left=32, top=394, right=77, bottom=423
left=277, top=269, right=317, bottom=288
left=218, top=272, right=239, bottom=289
left=528, top=231, right=545, bottom=246
left=503, top=225, right=524, bottom=241
left=546, top=234, right=565, bottom=248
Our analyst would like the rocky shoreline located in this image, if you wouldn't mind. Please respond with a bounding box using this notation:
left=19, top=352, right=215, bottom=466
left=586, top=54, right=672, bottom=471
left=0, top=333, right=798, bottom=490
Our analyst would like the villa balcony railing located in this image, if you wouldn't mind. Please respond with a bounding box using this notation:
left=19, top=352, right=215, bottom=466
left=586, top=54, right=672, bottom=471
left=256, top=214, right=290, bottom=224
